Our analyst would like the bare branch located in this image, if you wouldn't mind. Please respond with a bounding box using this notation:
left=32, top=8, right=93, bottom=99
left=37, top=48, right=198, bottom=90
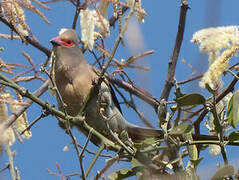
left=160, top=1, right=189, bottom=101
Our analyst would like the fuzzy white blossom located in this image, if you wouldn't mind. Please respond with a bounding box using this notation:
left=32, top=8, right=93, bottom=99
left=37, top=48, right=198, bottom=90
left=209, top=144, right=221, bottom=156
left=80, top=5, right=110, bottom=51
left=80, top=9, right=96, bottom=50
left=126, top=0, right=146, bottom=23
left=63, top=145, right=69, bottom=152
left=92, top=10, right=110, bottom=38
left=0, top=92, right=32, bottom=149
left=0, top=93, right=15, bottom=146
left=192, top=26, right=239, bottom=89
left=191, top=26, right=239, bottom=54
left=10, top=103, right=31, bottom=139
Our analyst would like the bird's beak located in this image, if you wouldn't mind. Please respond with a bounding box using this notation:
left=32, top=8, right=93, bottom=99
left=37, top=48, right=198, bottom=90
left=50, top=37, right=63, bottom=46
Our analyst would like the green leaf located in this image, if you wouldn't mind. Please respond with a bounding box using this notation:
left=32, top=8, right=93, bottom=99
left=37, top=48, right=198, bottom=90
left=142, top=137, right=156, bottom=145
left=176, top=93, right=206, bottom=107
left=228, top=131, right=239, bottom=141
left=134, top=137, right=157, bottom=150
left=190, top=158, right=203, bottom=169
left=158, top=99, right=167, bottom=126
left=108, top=168, right=136, bottom=180
left=211, top=165, right=234, bottom=180
left=183, top=133, right=198, bottom=161
left=169, top=124, right=193, bottom=135
left=211, top=107, right=222, bottom=134
left=227, top=90, right=239, bottom=128
left=174, top=86, right=186, bottom=99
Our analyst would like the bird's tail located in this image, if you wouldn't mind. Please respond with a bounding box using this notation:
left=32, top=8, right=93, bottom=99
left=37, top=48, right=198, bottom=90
left=125, top=123, right=164, bottom=142
left=125, top=122, right=220, bottom=142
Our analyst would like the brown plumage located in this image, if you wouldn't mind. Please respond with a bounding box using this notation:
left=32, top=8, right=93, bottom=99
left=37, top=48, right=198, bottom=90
left=50, top=29, right=164, bottom=145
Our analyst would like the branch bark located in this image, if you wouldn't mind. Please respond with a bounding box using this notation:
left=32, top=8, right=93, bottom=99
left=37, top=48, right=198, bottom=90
left=160, top=1, right=189, bottom=101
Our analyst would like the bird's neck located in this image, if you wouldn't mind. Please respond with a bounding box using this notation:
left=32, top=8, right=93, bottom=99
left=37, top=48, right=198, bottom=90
left=53, top=46, right=84, bottom=73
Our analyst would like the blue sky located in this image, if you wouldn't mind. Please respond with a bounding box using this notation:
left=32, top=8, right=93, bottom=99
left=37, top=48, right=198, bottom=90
left=1, top=0, right=239, bottom=179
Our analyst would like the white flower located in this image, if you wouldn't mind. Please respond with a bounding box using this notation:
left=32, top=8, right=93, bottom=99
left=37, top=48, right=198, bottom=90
left=80, top=8, right=110, bottom=51
left=199, top=45, right=239, bottom=89
left=192, top=26, right=239, bottom=89
left=63, top=145, right=69, bottom=152
left=0, top=94, right=15, bottom=146
left=126, top=0, right=146, bottom=23
left=209, top=144, right=221, bottom=156
left=80, top=8, right=96, bottom=50
left=10, top=103, right=31, bottom=139
left=92, top=10, right=110, bottom=38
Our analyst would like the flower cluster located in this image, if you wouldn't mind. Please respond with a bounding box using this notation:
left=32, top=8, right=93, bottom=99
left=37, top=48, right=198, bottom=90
left=126, top=0, right=146, bottom=23
left=80, top=0, right=146, bottom=51
left=191, top=26, right=239, bottom=89
left=0, top=0, right=50, bottom=41
left=80, top=1, right=110, bottom=51
left=0, top=92, right=31, bottom=152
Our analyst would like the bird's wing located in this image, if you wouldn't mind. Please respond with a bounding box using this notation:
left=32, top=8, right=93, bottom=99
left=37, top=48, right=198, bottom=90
left=92, top=67, right=122, bottom=114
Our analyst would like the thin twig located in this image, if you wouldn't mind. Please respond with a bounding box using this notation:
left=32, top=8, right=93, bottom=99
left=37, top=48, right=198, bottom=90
left=226, top=69, right=239, bottom=80
left=112, top=84, right=154, bottom=128
left=42, top=66, right=68, bottom=117
left=85, top=143, right=104, bottom=177
left=177, top=74, right=203, bottom=85
left=79, top=128, right=93, bottom=180
left=0, top=16, right=51, bottom=57
left=0, top=163, right=10, bottom=174
left=105, top=119, right=134, bottom=156
left=99, top=0, right=136, bottom=78
left=94, top=155, right=118, bottom=180
left=140, top=139, right=239, bottom=154
left=160, top=0, right=189, bottom=101
left=5, top=80, right=49, bottom=128
left=20, top=113, right=46, bottom=135
left=77, top=143, right=112, bottom=158
left=105, top=73, right=159, bottom=111
left=67, top=129, right=85, bottom=179
left=72, top=0, right=80, bottom=29
left=12, top=126, right=23, bottom=144
left=55, top=162, right=64, bottom=180
left=123, top=50, right=155, bottom=67
left=109, top=6, right=128, bottom=27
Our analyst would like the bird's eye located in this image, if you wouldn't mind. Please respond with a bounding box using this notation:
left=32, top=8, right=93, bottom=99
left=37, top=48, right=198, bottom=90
left=63, top=39, right=74, bottom=47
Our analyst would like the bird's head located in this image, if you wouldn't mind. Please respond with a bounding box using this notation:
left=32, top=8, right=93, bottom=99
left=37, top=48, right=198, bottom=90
left=50, top=28, right=79, bottom=48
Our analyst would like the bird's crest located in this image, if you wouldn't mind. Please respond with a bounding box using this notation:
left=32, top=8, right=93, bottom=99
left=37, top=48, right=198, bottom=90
left=59, top=28, right=68, bottom=36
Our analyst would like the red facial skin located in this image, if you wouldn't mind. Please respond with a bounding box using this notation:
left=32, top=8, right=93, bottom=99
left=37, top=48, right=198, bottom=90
left=50, top=37, right=75, bottom=47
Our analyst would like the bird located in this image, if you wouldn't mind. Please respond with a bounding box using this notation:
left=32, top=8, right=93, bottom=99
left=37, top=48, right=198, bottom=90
left=50, top=28, right=163, bottom=145
left=49, top=29, right=219, bottom=146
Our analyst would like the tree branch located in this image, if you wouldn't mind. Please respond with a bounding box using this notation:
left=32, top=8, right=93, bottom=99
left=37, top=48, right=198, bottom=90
left=0, top=72, right=121, bottom=151
left=0, top=16, right=51, bottom=57
left=6, top=80, right=49, bottom=128
left=160, top=0, right=189, bottom=101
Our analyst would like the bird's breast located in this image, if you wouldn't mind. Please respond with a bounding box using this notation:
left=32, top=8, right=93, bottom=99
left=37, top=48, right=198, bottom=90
left=55, top=68, right=94, bottom=116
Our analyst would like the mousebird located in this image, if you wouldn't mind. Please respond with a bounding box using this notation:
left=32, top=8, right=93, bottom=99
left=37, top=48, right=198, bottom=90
left=50, top=28, right=163, bottom=145
left=50, top=29, right=216, bottom=146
